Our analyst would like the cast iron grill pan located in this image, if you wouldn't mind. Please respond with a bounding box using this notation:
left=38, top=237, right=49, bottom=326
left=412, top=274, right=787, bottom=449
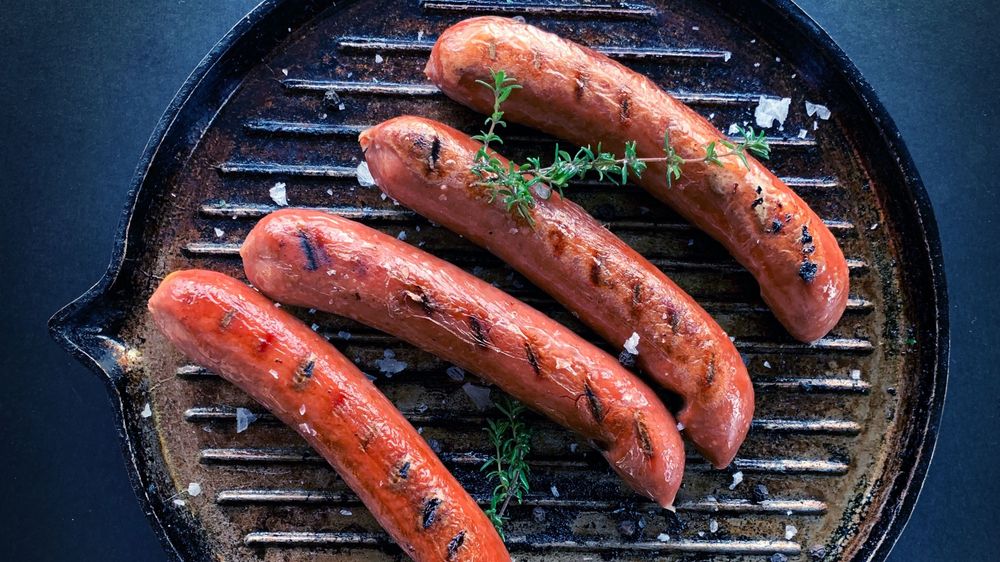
left=49, top=0, right=948, bottom=560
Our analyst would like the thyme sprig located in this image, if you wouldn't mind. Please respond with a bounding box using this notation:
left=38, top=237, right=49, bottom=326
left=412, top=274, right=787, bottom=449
left=470, top=69, right=771, bottom=225
left=481, top=396, right=532, bottom=539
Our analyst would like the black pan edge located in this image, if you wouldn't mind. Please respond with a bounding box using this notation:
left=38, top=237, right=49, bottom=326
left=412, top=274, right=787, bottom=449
left=48, top=1, right=950, bottom=560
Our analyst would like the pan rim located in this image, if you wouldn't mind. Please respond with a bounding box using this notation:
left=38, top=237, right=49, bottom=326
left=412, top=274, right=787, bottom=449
left=48, top=1, right=949, bottom=560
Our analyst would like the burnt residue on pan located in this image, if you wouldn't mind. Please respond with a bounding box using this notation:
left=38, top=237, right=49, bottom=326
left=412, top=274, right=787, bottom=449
left=48, top=0, right=947, bottom=561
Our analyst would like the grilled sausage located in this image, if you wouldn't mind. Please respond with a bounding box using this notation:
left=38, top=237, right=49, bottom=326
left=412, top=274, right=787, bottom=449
left=360, top=116, right=752, bottom=468
left=425, top=16, right=849, bottom=343
left=241, top=209, right=685, bottom=508
left=148, top=270, right=508, bottom=562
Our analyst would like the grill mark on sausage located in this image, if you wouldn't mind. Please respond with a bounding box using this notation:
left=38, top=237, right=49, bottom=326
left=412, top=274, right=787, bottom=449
left=619, top=91, right=631, bottom=123
left=524, top=342, right=541, bottom=376
left=429, top=136, right=441, bottom=169
left=583, top=381, right=604, bottom=423
left=770, top=219, right=784, bottom=233
left=256, top=333, right=275, bottom=354
left=589, top=251, right=605, bottom=286
left=298, top=229, right=322, bottom=271
left=219, top=309, right=236, bottom=329
left=422, top=497, right=442, bottom=529
left=705, top=354, right=717, bottom=387
left=469, top=316, right=488, bottom=348
left=632, top=283, right=642, bottom=307
left=403, top=287, right=436, bottom=316
left=546, top=227, right=566, bottom=257
left=447, top=530, right=466, bottom=559
left=574, top=70, right=589, bottom=101
left=635, top=413, right=654, bottom=458
left=293, top=354, right=317, bottom=386
left=801, top=225, right=814, bottom=244
left=799, top=258, right=818, bottom=283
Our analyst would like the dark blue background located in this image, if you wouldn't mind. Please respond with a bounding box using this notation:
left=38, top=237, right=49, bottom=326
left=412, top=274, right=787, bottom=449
left=1, top=1, right=996, bottom=560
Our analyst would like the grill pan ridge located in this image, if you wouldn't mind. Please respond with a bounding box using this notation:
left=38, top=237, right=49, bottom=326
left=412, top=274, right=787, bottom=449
left=48, top=1, right=948, bottom=561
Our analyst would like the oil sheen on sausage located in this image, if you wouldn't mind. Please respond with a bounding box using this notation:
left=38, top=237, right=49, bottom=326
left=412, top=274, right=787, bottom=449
left=360, top=116, right=751, bottom=468
left=148, top=270, right=508, bottom=562
left=241, top=209, right=685, bottom=508
left=425, top=16, right=849, bottom=343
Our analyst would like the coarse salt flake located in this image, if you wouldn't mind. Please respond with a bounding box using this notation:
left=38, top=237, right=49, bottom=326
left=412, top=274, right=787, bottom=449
left=850, top=369, right=862, bottom=380
left=657, top=533, right=671, bottom=542
left=723, top=51, right=732, bottom=62
left=269, top=182, right=288, bottom=206
left=805, top=101, right=832, bottom=120
left=141, top=403, right=152, bottom=418
left=676, top=422, right=685, bottom=431
left=356, top=162, right=377, bottom=187
left=728, top=123, right=740, bottom=135
left=375, top=349, right=407, bottom=376
left=397, top=230, right=407, bottom=241
left=188, top=482, right=202, bottom=497
left=374, top=53, right=384, bottom=64
left=337, top=330, right=352, bottom=340
left=173, top=499, right=187, bottom=507
left=785, top=524, right=798, bottom=540
left=709, top=519, right=719, bottom=533
left=754, top=96, right=792, bottom=129
left=550, top=485, right=560, bottom=497
left=729, top=470, right=744, bottom=490
left=623, top=332, right=640, bottom=355
left=281, top=68, right=288, bottom=76
left=462, top=383, right=492, bottom=411
left=340, top=509, right=353, bottom=516
left=798, top=128, right=808, bottom=139
left=214, top=227, right=224, bottom=238
left=236, top=407, right=257, bottom=433
left=763, top=360, right=772, bottom=369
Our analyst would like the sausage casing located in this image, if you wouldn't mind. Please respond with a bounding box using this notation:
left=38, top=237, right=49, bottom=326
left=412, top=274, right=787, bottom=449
left=241, top=209, right=685, bottom=507
left=425, top=16, right=849, bottom=343
left=360, top=116, right=752, bottom=468
left=148, top=269, right=508, bottom=562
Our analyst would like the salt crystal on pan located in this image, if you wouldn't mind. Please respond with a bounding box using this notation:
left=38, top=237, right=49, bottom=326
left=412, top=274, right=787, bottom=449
left=753, top=62, right=761, bottom=68
left=623, top=332, right=640, bottom=355
left=691, top=25, right=699, bottom=31
left=188, top=482, right=202, bottom=497
left=805, top=101, right=832, bottom=120
left=356, top=162, right=377, bottom=187
left=813, top=120, right=819, bottom=131
left=337, top=102, right=346, bottom=111
left=798, top=128, right=808, bottom=139
left=374, top=53, right=384, bottom=64
left=676, top=422, right=686, bottom=431
left=446, top=366, right=465, bottom=381
left=281, top=68, right=288, bottom=76
left=462, top=383, right=492, bottom=411
left=657, top=533, right=671, bottom=542
left=397, top=230, right=407, bottom=241
left=785, top=524, right=798, bottom=540
left=173, top=499, right=187, bottom=507
left=375, top=349, right=408, bottom=376
left=569, top=443, right=578, bottom=453
left=311, top=323, right=320, bottom=332
left=754, top=96, right=792, bottom=128
left=870, top=223, right=879, bottom=231
left=729, top=470, right=744, bottom=490
left=340, top=509, right=353, bottom=516
left=723, top=51, right=732, bottom=62
left=709, top=519, right=719, bottom=533
left=550, top=485, right=560, bottom=497
left=236, top=407, right=257, bottom=433
left=417, top=30, right=425, bottom=40
left=337, top=330, right=352, bottom=340
left=214, top=227, right=224, bottom=238
left=269, top=182, right=288, bottom=206
left=728, top=123, right=740, bottom=135
left=850, top=369, right=862, bottom=380
left=763, top=360, right=772, bottom=369
left=141, top=403, right=152, bottom=418
left=380, top=192, right=388, bottom=200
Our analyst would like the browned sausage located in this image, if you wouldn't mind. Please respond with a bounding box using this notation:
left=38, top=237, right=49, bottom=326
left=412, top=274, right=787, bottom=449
left=148, top=270, right=508, bottom=562
left=241, top=209, right=685, bottom=508
left=359, top=116, right=752, bottom=468
left=425, top=16, right=849, bottom=343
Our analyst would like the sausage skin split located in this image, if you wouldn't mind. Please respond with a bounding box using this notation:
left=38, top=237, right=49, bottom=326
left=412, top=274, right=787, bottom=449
left=360, top=116, right=752, bottom=468
left=148, top=270, right=508, bottom=562
left=425, top=16, right=849, bottom=343
left=242, top=209, right=685, bottom=508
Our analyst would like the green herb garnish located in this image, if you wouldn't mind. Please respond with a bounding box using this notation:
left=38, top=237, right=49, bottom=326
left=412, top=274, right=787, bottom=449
left=471, top=69, right=771, bottom=225
left=481, top=395, right=532, bottom=539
